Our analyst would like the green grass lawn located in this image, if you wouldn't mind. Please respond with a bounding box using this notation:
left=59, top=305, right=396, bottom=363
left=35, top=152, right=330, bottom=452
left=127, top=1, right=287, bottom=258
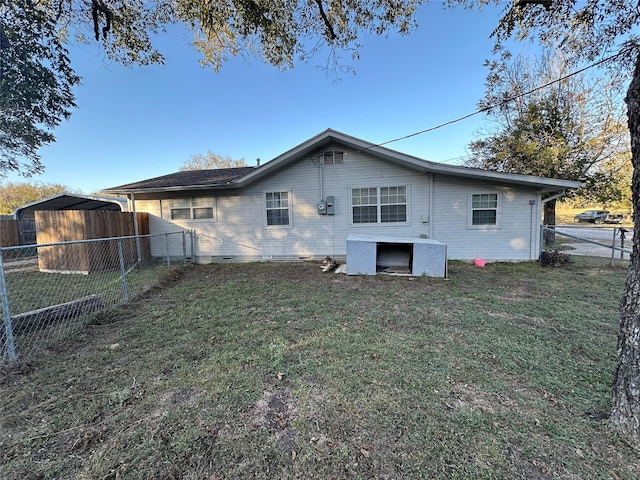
left=1, top=262, right=638, bottom=479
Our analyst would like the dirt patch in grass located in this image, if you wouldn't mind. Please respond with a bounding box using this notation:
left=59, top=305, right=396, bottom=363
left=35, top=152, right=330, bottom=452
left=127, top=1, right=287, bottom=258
left=253, top=389, right=298, bottom=456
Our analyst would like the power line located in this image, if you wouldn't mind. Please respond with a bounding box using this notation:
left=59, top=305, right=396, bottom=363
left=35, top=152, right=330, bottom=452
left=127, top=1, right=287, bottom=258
left=372, top=48, right=628, bottom=149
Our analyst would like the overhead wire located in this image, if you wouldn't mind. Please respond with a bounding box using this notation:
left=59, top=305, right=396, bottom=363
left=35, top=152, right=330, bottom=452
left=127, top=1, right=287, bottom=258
left=369, top=48, right=630, bottom=150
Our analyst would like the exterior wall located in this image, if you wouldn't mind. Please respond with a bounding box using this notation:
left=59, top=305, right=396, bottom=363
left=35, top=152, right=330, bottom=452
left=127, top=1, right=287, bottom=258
left=131, top=149, right=543, bottom=263
left=430, top=175, right=541, bottom=261
left=133, top=199, right=193, bottom=258
left=133, top=146, right=431, bottom=262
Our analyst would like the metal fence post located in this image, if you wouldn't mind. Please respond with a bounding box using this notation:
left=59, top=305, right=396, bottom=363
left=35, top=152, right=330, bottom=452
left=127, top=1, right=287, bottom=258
left=117, top=238, right=129, bottom=302
left=191, top=230, right=196, bottom=263
left=165, top=233, right=170, bottom=266
left=611, top=227, right=617, bottom=267
left=182, top=231, right=187, bottom=266
left=0, top=249, right=17, bottom=362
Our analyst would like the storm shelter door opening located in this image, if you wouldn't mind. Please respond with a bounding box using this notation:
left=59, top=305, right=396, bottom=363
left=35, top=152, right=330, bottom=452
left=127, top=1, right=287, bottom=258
left=376, top=242, right=413, bottom=274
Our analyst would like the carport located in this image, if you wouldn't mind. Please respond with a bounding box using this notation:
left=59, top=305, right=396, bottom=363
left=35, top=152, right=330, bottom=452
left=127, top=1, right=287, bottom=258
left=12, top=194, right=128, bottom=244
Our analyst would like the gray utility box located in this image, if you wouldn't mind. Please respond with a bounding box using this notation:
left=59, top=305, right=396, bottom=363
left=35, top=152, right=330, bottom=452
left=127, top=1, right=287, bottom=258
left=346, top=234, right=447, bottom=278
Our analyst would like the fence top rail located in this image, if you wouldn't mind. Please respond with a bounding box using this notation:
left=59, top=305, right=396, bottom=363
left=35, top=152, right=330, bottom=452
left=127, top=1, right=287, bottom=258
left=0, top=231, right=187, bottom=252
left=542, top=225, right=632, bottom=254
left=547, top=224, right=619, bottom=229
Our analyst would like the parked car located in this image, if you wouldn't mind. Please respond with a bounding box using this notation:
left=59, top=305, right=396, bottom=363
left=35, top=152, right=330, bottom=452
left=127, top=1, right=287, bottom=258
left=573, top=210, right=610, bottom=224
left=604, top=213, right=626, bottom=224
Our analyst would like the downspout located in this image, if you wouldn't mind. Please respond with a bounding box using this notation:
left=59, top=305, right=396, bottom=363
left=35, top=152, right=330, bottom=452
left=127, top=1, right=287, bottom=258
left=529, top=195, right=538, bottom=260
left=427, top=173, right=434, bottom=239
left=318, top=161, right=324, bottom=201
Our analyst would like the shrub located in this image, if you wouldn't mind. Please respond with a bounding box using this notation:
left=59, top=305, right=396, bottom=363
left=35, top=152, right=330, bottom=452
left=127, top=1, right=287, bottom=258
left=539, top=249, right=573, bottom=267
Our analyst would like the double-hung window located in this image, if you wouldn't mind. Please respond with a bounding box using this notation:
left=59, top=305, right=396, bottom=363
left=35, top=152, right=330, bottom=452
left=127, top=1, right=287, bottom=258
left=470, top=193, right=499, bottom=227
left=166, top=197, right=214, bottom=220
left=265, top=191, right=291, bottom=226
left=352, top=186, right=407, bottom=224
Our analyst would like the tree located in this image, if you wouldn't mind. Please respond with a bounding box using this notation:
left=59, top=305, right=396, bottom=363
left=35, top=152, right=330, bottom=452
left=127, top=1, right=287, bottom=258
left=180, top=152, right=246, bottom=171
left=0, top=182, right=74, bottom=215
left=0, top=0, right=79, bottom=177
left=467, top=52, right=630, bottom=229
left=577, top=152, right=633, bottom=212
left=449, top=0, right=640, bottom=447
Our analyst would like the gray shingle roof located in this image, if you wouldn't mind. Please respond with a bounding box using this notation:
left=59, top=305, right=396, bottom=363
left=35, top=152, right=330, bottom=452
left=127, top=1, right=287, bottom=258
left=105, top=167, right=257, bottom=193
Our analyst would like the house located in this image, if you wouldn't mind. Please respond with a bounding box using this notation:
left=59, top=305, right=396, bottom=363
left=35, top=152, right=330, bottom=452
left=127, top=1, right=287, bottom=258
left=103, top=129, right=582, bottom=264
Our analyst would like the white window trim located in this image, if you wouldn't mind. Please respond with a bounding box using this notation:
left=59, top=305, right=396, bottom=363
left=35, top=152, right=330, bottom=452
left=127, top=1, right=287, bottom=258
left=349, top=184, right=410, bottom=226
left=263, top=189, right=294, bottom=228
left=162, top=196, right=217, bottom=222
left=467, top=191, right=502, bottom=229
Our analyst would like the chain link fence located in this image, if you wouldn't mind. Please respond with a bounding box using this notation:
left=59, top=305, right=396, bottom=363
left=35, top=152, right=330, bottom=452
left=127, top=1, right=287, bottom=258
left=1, top=231, right=192, bottom=363
left=541, top=225, right=632, bottom=268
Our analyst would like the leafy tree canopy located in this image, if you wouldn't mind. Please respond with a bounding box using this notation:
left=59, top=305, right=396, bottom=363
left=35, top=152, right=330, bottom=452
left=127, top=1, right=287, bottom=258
left=180, top=152, right=247, bottom=170
left=0, top=0, right=79, bottom=177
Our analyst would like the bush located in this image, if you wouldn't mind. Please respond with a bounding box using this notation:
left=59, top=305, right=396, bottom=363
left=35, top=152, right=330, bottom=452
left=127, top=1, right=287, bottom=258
left=539, top=249, right=573, bottom=267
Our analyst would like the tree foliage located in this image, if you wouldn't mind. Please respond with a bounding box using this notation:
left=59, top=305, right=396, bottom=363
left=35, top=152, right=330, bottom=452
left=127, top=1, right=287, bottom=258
left=180, top=151, right=247, bottom=170
left=0, top=0, right=79, bottom=177
left=0, top=181, right=74, bottom=215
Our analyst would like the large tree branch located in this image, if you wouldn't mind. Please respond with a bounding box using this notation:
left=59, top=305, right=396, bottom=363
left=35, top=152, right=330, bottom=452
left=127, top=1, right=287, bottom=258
left=92, top=0, right=112, bottom=41
left=314, top=0, right=337, bottom=41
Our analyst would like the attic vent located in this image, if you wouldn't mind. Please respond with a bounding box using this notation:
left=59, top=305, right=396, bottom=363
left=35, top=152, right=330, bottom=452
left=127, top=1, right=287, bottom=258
left=322, top=150, right=344, bottom=165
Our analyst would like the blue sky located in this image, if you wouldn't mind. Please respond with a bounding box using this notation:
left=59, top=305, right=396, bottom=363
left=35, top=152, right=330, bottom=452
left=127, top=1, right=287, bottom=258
left=7, top=2, right=536, bottom=194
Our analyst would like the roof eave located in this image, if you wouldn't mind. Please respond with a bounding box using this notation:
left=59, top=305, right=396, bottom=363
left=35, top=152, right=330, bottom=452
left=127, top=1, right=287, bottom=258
left=424, top=163, right=584, bottom=191
left=103, top=183, right=244, bottom=195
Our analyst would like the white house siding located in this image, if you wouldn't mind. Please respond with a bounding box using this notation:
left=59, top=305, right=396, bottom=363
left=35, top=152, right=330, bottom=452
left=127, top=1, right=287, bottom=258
left=134, top=147, right=432, bottom=262
left=430, top=175, right=541, bottom=261
left=133, top=199, right=194, bottom=258
left=131, top=151, right=545, bottom=263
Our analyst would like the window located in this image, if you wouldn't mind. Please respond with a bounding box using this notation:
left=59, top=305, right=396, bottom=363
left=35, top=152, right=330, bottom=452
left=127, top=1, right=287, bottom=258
left=166, top=197, right=214, bottom=220
left=265, top=191, right=291, bottom=226
left=470, top=193, right=499, bottom=226
left=323, top=150, right=344, bottom=165
left=352, top=186, right=407, bottom=224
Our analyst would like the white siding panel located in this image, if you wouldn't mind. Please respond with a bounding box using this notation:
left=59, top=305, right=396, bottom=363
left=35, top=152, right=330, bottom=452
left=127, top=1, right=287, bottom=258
left=430, top=176, right=540, bottom=261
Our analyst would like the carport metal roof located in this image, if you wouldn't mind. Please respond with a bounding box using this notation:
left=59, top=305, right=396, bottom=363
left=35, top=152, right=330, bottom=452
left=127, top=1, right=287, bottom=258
left=13, top=194, right=128, bottom=220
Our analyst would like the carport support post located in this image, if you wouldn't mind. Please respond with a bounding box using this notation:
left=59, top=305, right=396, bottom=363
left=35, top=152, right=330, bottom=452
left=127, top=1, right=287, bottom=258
left=0, top=250, right=17, bottom=362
